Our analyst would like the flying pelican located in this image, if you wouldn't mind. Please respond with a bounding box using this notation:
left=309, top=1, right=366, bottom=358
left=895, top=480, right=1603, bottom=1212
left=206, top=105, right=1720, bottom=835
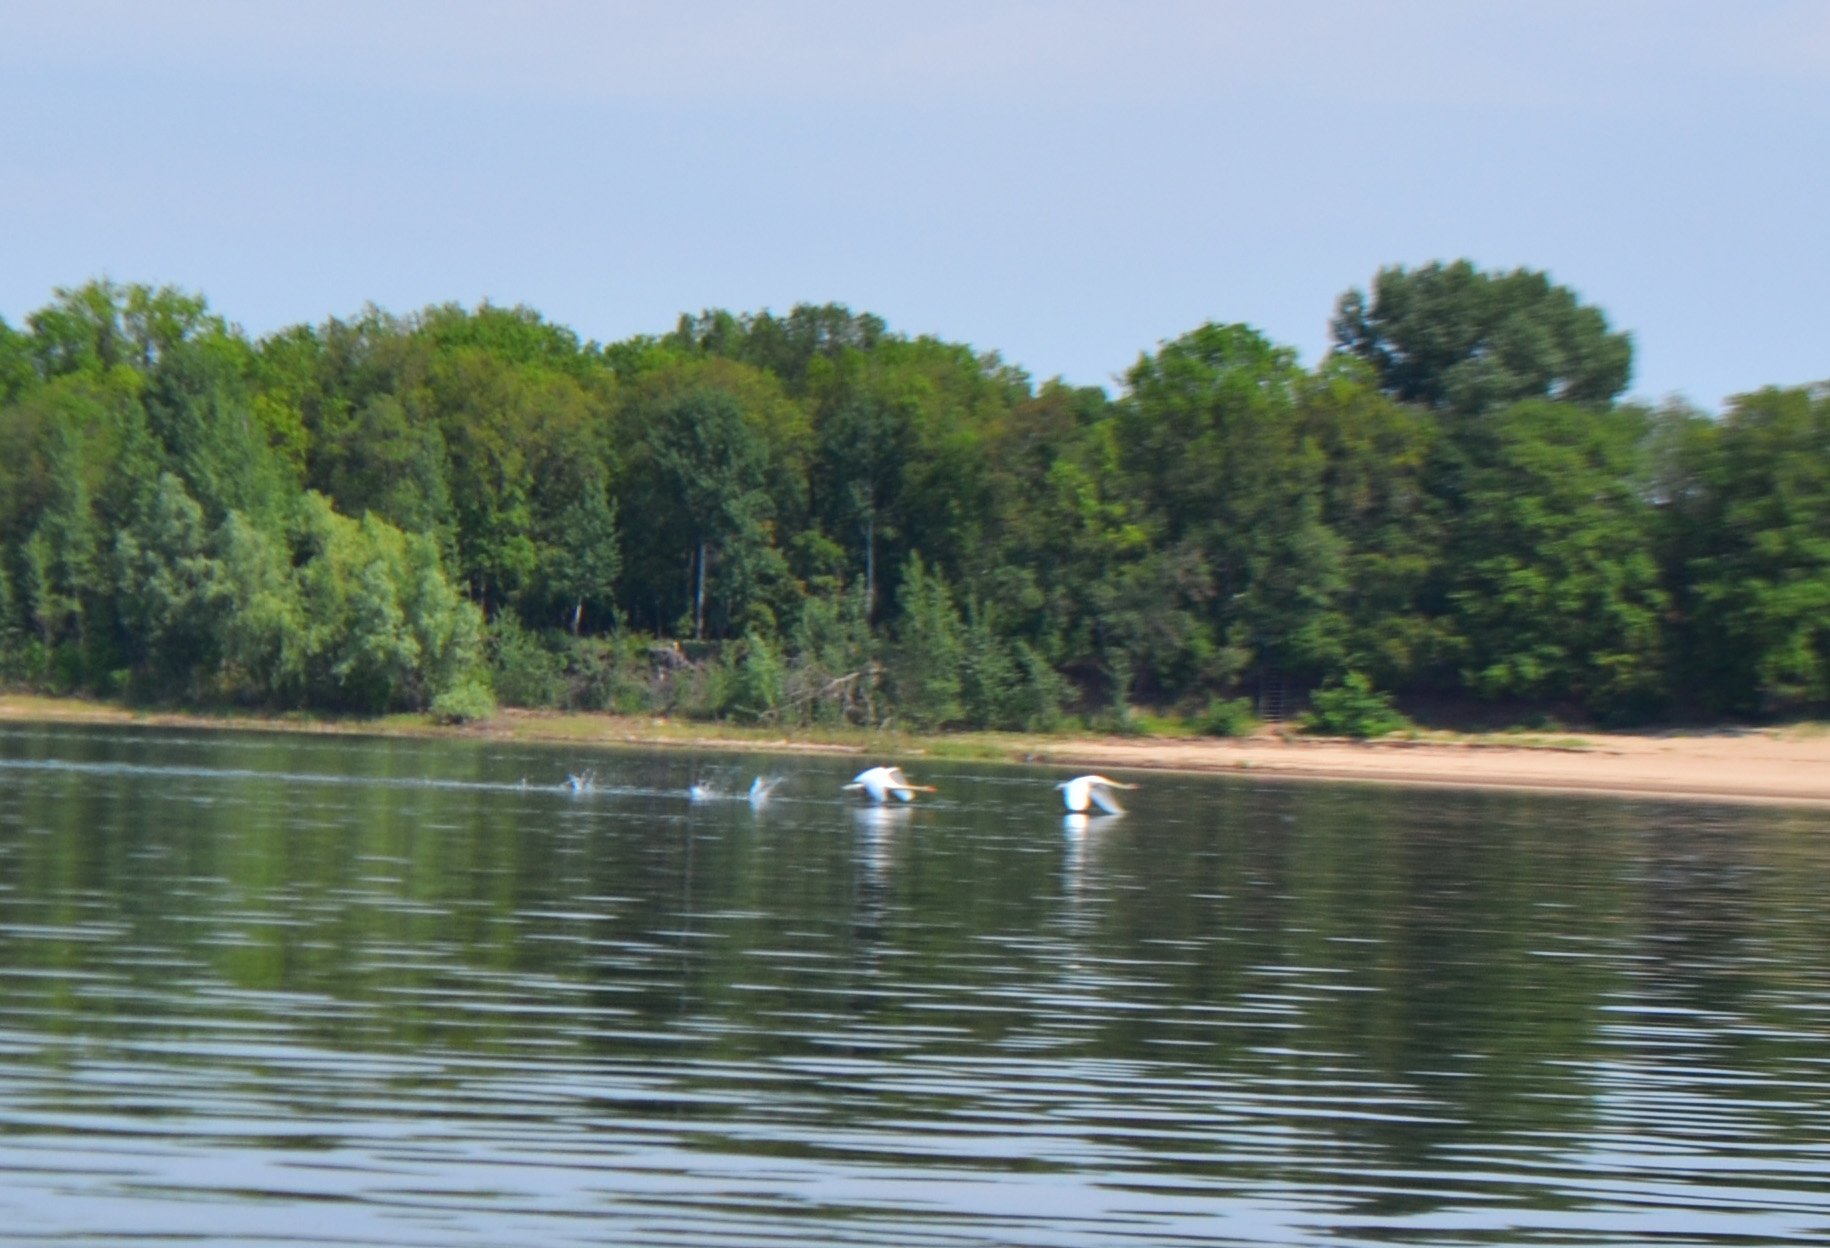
left=843, top=765, right=936, bottom=804
left=1055, top=774, right=1137, bottom=815
left=748, top=775, right=783, bottom=808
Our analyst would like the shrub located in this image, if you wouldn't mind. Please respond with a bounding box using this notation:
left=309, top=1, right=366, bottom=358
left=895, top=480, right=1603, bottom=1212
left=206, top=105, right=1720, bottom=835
left=430, top=679, right=496, bottom=724
left=1197, top=696, right=1258, bottom=737
left=887, top=554, right=964, bottom=729
left=488, top=613, right=563, bottom=708
left=557, top=634, right=665, bottom=715
left=721, top=632, right=788, bottom=724
left=788, top=581, right=879, bottom=727
left=1304, top=671, right=1409, bottom=738
left=676, top=646, right=732, bottom=721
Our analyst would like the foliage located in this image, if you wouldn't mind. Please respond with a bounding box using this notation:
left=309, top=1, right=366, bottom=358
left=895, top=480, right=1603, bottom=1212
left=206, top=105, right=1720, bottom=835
left=430, top=678, right=496, bottom=724
left=0, top=268, right=1824, bottom=729
left=1675, top=385, right=1830, bottom=713
left=287, top=496, right=487, bottom=712
left=1116, top=323, right=1349, bottom=692
left=1444, top=400, right=1670, bottom=719
left=112, top=472, right=224, bottom=696
left=488, top=612, right=565, bottom=708
left=553, top=633, right=676, bottom=715
left=887, top=553, right=964, bottom=729
left=720, top=632, right=789, bottom=724
left=1332, top=260, right=1633, bottom=416
left=1304, top=672, right=1410, bottom=738
left=786, top=580, right=880, bottom=726
left=1196, top=696, right=1259, bottom=738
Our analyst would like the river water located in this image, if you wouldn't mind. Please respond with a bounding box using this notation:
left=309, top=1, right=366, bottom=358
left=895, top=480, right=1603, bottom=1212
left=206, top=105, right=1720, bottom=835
left=0, top=723, right=1826, bottom=1246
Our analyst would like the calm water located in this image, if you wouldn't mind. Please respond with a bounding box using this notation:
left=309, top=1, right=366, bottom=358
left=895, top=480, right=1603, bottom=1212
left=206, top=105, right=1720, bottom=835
left=1, top=725, right=1827, bottom=1246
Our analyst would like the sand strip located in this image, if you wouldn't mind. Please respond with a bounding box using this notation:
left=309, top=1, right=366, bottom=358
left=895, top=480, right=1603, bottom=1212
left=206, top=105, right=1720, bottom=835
left=3, top=697, right=1827, bottom=808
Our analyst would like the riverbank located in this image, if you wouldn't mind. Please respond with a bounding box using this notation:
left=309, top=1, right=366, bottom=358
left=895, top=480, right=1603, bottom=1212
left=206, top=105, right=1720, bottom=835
left=3, top=692, right=1828, bottom=808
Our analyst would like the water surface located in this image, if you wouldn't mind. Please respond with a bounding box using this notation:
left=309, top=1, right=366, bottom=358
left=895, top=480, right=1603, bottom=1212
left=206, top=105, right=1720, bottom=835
left=1, top=724, right=1827, bottom=1245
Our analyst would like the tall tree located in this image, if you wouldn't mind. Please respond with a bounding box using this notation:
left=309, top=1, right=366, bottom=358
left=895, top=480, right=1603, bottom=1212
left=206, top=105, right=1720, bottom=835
left=20, top=419, right=101, bottom=651
left=27, top=281, right=218, bottom=379
left=141, top=319, right=296, bottom=528
left=1296, top=356, right=1447, bottom=687
left=980, top=381, right=1140, bottom=673
left=112, top=472, right=224, bottom=693
left=539, top=473, right=621, bottom=635
left=1444, top=399, right=1669, bottom=717
left=1678, top=384, right=1830, bottom=713
left=286, top=494, right=486, bottom=712
left=812, top=391, right=912, bottom=621
left=1116, top=323, right=1348, bottom=694
left=646, top=388, right=776, bottom=639
left=1331, top=260, right=1633, bottom=416
left=0, top=318, right=34, bottom=405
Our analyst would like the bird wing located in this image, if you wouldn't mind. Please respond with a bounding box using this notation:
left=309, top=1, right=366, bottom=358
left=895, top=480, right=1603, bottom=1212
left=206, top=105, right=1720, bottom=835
left=1088, top=782, right=1128, bottom=815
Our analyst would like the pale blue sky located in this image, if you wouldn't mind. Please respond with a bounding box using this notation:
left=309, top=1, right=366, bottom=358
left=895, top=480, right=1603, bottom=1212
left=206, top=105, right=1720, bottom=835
left=3, top=1, right=1825, bottom=411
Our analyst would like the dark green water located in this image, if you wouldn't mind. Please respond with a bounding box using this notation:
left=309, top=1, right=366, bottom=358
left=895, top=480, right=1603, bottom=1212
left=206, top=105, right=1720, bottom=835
left=1, top=723, right=1827, bottom=1246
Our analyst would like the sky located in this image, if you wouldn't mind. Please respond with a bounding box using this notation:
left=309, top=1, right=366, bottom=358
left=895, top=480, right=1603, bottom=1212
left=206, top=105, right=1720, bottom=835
left=3, top=0, right=1825, bottom=411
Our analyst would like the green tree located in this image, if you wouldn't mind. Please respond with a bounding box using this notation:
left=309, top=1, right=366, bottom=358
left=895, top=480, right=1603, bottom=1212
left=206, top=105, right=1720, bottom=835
left=1679, top=385, right=1830, bottom=713
left=955, top=597, right=1068, bottom=730
left=426, top=346, right=610, bottom=614
left=142, top=327, right=295, bottom=526
left=645, top=388, right=777, bottom=639
left=1445, top=400, right=1669, bottom=717
left=18, top=419, right=103, bottom=652
left=308, top=392, right=455, bottom=542
left=214, top=510, right=308, bottom=702
left=786, top=578, right=880, bottom=726
left=1296, top=356, right=1449, bottom=688
left=812, top=391, right=912, bottom=619
left=288, top=495, right=486, bottom=711
left=112, top=473, right=225, bottom=694
left=0, top=318, right=34, bottom=405
left=979, top=383, right=1147, bottom=690
left=0, top=551, right=24, bottom=678
left=1116, top=323, right=1348, bottom=695
left=542, top=477, right=622, bottom=635
left=669, top=302, right=889, bottom=395
left=1331, top=260, right=1633, bottom=416
left=419, top=300, right=598, bottom=379
left=887, top=553, right=965, bottom=729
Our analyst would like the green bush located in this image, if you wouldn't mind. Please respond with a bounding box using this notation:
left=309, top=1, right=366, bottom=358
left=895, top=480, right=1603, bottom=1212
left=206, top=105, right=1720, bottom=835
left=555, top=634, right=663, bottom=715
left=430, top=678, right=496, bottom=724
left=788, top=582, right=879, bottom=727
left=721, top=632, right=788, bottom=724
left=1197, top=696, right=1258, bottom=737
left=488, top=613, right=564, bottom=708
left=887, top=555, right=965, bottom=730
left=676, top=647, right=732, bottom=721
left=1304, top=671, right=1408, bottom=738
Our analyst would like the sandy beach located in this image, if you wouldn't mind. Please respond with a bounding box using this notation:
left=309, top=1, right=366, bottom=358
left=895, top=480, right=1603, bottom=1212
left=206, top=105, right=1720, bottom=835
left=1016, top=728, right=1830, bottom=808
left=3, top=695, right=1827, bottom=808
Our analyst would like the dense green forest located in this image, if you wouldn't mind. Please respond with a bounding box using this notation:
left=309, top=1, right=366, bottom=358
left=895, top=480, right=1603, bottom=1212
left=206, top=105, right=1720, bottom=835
left=2, top=262, right=1825, bottom=730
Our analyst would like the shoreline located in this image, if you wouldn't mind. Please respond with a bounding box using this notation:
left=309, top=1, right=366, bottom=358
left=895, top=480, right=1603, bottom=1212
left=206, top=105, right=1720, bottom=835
left=1023, top=730, right=1830, bottom=808
left=3, top=694, right=1829, bottom=809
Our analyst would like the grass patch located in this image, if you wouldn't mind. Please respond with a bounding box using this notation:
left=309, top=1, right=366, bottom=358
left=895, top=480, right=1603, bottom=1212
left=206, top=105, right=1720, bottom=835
left=1129, top=712, right=1202, bottom=739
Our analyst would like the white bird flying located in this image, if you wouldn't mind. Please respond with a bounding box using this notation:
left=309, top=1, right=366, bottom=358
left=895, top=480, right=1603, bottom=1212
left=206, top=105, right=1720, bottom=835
left=1055, top=774, right=1138, bottom=815
left=843, top=765, right=936, bottom=804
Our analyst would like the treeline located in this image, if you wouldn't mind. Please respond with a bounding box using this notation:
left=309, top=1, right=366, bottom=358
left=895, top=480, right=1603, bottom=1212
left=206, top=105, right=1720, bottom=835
left=1, top=263, right=1825, bottom=728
